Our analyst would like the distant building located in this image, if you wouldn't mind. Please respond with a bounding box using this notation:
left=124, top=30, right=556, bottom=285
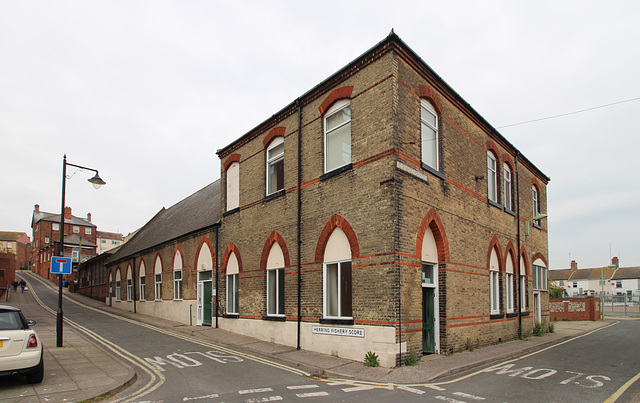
left=97, top=231, right=124, bottom=254
left=0, top=231, right=31, bottom=292
left=31, top=204, right=97, bottom=280
left=550, top=257, right=640, bottom=298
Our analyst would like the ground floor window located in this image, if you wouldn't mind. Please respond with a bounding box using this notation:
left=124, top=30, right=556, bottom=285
left=140, top=277, right=146, bottom=301
left=127, top=279, right=133, bottom=301
left=174, top=270, right=183, bottom=300
left=490, top=271, right=499, bottom=314
left=506, top=273, right=514, bottom=312
left=115, top=281, right=121, bottom=302
left=324, top=260, right=352, bottom=318
left=267, top=268, right=284, bottom=316
left=227, top=274, right=239, bottom=314
left=155, top=274, right=162, bottom=300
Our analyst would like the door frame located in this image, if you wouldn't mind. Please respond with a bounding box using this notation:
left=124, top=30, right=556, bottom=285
left=421, top=263, right=439, bottom=354
left=197, top=270, right=213, bottom=326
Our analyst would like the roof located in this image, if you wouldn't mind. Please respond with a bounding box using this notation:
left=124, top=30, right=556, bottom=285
left=32, top=211, right=96, bottom=228
left=63, top=234, right=97, bottom=248
left=107, top=180, right=221, bottom=265
left=612, top=267, right=640, bottom=280
left=216, top=32, right=550, bottom=184
left=549, top=269, right=573, bottom=281
left=97, top=231, right=124, bottom=241
left=550, top=267, right=618, bottom=281
left=0, top=232, right=28, bottom=242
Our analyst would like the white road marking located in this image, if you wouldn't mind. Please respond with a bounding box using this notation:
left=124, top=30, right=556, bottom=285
left=435, top=396, right=466, bottom=403
left=424, top=384, right=447, bottom=391
left=287, top=384, right=319, bottom=390
left=239, top=388, right=274, bottom=394
left=397, top=385, right=426, bottom=395
left=342, top=385, right=374, bottom=392
left=244, top=397, right=283, bottom=402
left=183, top=394, right=219, bottom=401
left=297, top=391, right=330, bottom=398
left=453, top=391, right=486, bottom=400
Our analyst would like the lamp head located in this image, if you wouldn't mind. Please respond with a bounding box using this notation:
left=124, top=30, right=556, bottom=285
left=533, top=213, right=548, bottom=221
left=88, top=173, right=106, bottom=190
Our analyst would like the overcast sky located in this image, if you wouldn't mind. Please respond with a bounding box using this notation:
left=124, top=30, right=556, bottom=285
left=1, top=1, right=638, bottom=269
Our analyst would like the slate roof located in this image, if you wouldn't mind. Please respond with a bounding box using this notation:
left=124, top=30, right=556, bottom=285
left=549, top=269, right=573, bottom=281
left=63, top=234, right=97, bottom=248
left=612, top=267, right=640, bottom=280
left=32, top=211, right=96, bottom=228
left=107, top=180, right=221, bottom=265
left=0, top=232, right=26, bottom=242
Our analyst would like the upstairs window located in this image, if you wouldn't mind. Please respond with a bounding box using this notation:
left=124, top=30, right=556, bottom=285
left=85, top=227, right=92, bottom=235
left=73, top=226, right=80, bottom=233
left=52, top=223, right=59, bottom=231
left=266, top=138, right=284, bottom=196
left=487, top=152, right=498, bottom=203
left=421, top=99, right=439, bottom=170
left=324, top=100, right=351, bottom=173
left=532, top=185, right=540, bottom=225
left=226, top=162, right=240, bottom=211
left=503, top=164, right=513, bottom=211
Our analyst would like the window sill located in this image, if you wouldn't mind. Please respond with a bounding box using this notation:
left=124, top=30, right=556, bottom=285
left=263, top=315, right=286, bottom=322
left=490, top=313, right=504, bottom=320
left=421, top=163, right=446, bottom=181
left=223, top=314, right=239, bottom=319
left=223, top=207, right=240, bottom=217
left=520, top=311, right=530, bottom=317
left=488, top=200, right=503, bottom=210
left=532, top=222, right=542, bottom=230
left=320, top=318, right=354, bottom=325
left=320, top=163, right=352, bottom=181
left=506, top=312, right=518, bottom=318
left=262, top=189, right=285, bottom=203
left=504, top=208, right=516, bottom=217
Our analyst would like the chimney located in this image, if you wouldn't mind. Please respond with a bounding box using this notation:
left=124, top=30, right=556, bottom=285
left=34, top=204, right=40, bottom=213
left=612, top=256, right=619, bottom=268
left=64, top=206, right=72, bottom=220
left=570, top=260, right=578, bottom=270
left=87, top=213, right=92, bottom=222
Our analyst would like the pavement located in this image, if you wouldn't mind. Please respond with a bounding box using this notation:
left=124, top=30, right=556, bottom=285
left=1, top=270, right=620, bottom=402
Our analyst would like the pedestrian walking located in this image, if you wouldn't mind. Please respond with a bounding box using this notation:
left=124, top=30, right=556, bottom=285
left=12, top=281, right=18, bottom=291
left=19, top=279, right=26, bottom=293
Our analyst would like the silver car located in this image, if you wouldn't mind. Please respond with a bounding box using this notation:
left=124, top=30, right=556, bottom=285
left=0, top=305, right=44, bottom=383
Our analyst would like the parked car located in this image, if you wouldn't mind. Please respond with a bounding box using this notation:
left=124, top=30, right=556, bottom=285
left=0, top=305, right=44, bottom=383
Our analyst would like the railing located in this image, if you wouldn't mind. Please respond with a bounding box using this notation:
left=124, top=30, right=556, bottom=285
left=602, top=295, right=640, bottom=317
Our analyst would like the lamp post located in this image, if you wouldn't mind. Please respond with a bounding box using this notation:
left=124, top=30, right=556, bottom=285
left=57, top=154, right=105, bottom=347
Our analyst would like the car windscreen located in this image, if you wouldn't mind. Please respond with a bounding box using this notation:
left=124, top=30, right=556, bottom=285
left=0, top=311, right=27, bottom=330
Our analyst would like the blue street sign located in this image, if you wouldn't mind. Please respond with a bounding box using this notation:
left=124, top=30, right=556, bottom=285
left=51, top=257, right=72, bottom=274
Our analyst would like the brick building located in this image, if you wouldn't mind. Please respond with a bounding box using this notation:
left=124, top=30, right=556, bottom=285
left=31, top=204, right=98, bottom=280
left=105, top=33, right=549, bottom=366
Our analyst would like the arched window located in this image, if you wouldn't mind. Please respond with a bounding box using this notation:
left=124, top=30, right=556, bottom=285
left=226, top=161, right=240, bottom=211
left=487, top=152, right=498, bottom=203
left=503, top=163, right=513, bottom=211
left=323, top=228, right=352, bottom=319
left=266, top=137, right=284, bottom=196
left=139, top=260, right=146, bottom=301
left=266, top=242, right=285, bottom=316
left=421, top=99, right=439, bottom=170
left=324, top=99, right=351, bottom=173
left=505, top=254, right=515, bottom=313
left=226, top=251, right=239, bottom=315
left=489, top=248, right=500, bottom=314
left=126, top=265, right=133, bottom=302
left=520, top=255, right=527, bottom=312
left=115, top=269, right=122, bottom=302
left=154, top=256, right=163, bottom=301
left=173, top=249, right=183, bottom=301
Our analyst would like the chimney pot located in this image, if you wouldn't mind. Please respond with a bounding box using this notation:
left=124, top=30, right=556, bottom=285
left=612, top=256, right=619, bottom=267
left=87, top=213, right=92, bottom=222
left=64, top=206, right=72, bottom=220
left=570, top=260, right=578, bottom=270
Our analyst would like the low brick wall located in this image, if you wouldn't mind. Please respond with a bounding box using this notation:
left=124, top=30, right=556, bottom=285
left=549, top=297, right=600, bottom=321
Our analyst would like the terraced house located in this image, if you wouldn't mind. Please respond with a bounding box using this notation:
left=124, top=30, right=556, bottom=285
left=103, top=33, right=550, bottom=367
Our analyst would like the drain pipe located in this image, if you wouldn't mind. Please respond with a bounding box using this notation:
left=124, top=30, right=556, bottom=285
left=515, top=151, right=522, bottom=337
left=296, top=98, right=303, bottom=350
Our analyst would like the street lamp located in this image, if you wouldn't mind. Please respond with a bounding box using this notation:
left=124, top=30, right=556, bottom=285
left=57, top=154, right=105, bottom=347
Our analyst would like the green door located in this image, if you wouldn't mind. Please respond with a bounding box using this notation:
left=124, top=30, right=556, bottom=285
left=203, top=281, right=212, bottom=326
left=423, top=287, right=435, bottom=354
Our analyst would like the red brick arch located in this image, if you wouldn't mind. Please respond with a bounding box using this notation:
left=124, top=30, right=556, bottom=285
left=221, top=242, right=243, bottom=275
left=318, top=86, right=354, bottom=115
left=224, top=154, right=241, bottom=171
left=194, top=236, right=215, bottom=271
left=263, top=127, right=286, bottom=148
left=260, top=231, right=291, bottom=270
left=520, top=246, right=530, bottom=276
left=315, top=215, right=360, bottom=263
left=503, top=241, right=517, bottom=272
left=418, top=84, right=444, bottom=116
left=502, top=153, right=515, bottom=171
left=531, top=252, right=548, bottom=268
left=486, top=140, right=500, bottom=158
left=173, top=245, right=185, bottom=270
left=415, top=208, right=450, bottom=263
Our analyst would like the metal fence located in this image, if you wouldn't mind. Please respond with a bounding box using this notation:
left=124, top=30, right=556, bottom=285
left=602, top=295, right=640, bottom=317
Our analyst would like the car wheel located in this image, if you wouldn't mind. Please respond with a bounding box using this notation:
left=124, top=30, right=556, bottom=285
left=26, top=354, right=44, bottom=384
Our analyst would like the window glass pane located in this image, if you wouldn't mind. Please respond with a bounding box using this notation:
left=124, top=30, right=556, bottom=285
left=421, top=122, right=437, bottom=169
left=268, top=158, right=284, bottom=194
left=421, top=105, right=436, bottom=127
left=326, top=263, right=338, bottom=317
left=340, top=262, right=352, bottom=317
left=422, top=264, right=434, bottom=285
left=326, top=105, right=351, bottom=131
left=326, top=122, right=351, bottom=171
left=268, top=142, right=284, bottom=160
left=278, top=268, right=285, bottom=314
left=487, top=154, right=497, bottom=201
left=267, top=270, right=276, bottom=315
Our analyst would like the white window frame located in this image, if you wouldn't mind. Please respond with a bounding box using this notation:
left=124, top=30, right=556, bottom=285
left=503, top=163, right=512, bottom=211
left=532, top=186, right=540, bottom=225
left=85, top=227, right=92, bottom=235
left=52, top=223, right=59, bottom=231
left=323, top=260, right=353, bottom=319
left=115, top=281, right=121, bottom=302
left=533, top=264, right=548, bottom=291
left=174, top=269, right=183, bottom=300
left=73, top=226, right=80, bottom=233
left=226, top=162, right=240, bottom=211
left=487, top=152, right=498, bottom=203
left=324, top=99, right=351, bottom=173
left=420, top=99, right=439, bottom=170
left=155, top=274, right=162, bottom=301
left=139, top=276, right=146, bottom=301
left=490, top=271, right=499, bottom=314
left=266, top=137, right=285, bottom=196
left=127, top=279, right=133, bottom=301
left=520, top=275, right=526, bottom=312
left=506, top=273, right=514, bottom=313
left=44, top=237, right=49, bottom=244
left=267, top=268, right=285, bottom=316
left=227, top=274, right=239, bottom=314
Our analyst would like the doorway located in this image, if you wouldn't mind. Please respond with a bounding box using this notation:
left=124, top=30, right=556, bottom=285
left=197, top=270, right=213, bottom=326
